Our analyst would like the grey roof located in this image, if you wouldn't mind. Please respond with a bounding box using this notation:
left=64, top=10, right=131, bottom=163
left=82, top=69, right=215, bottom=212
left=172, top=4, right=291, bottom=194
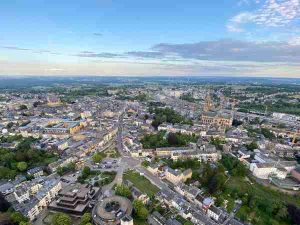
left=166, top=219, right=182, bottom=225
left=27, top=167, right=43, bottom=175
left=0, top=182, right=14, bottom=193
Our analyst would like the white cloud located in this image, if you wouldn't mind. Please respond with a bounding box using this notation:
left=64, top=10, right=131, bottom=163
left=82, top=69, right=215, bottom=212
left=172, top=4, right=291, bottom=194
left=238, top=0, right=261, bottom=6
left=288, top=36, right=300, bottom=45
left=228, top=0, right=300, bottom=32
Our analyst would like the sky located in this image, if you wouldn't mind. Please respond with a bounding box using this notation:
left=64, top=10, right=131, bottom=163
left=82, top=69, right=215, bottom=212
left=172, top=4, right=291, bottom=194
left=0, top=0, right=300, bottom=77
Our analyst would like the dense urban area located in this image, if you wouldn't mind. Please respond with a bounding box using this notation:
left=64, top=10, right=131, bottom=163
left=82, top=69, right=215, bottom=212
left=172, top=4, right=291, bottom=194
left=0, top=77, right=300, bottom=225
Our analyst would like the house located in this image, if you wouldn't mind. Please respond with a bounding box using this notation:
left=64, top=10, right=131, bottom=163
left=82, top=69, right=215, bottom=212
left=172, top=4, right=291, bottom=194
left=165, top=168, right=192, bottom=185
left=14, top=186, right=30, bottom=203
left=12, top=177, right=62, bottom=221
left=48, top=156, right=78, bottom=173
left=147, top=162, right=163, bottom=175
left=148, top=211, right=167, bottom=225
left=250, top=160, right=297, bottom=180
left=27, top=167, right=44, bottom=178
left=131, top=186, right=150, bottom=204
left=0, top=182, right=14, bottom=196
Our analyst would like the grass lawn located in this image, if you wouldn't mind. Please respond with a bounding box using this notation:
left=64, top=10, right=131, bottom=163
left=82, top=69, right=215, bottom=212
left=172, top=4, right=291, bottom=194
left=134, top=218, right=149, bottom=225
left=101, top=171, right=117, bottom=185
left=123, top=170, right=159, bottom=197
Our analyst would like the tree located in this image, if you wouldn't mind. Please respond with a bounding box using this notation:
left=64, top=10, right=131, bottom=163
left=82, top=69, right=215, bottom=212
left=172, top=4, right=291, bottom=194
left=275, top=205, right=288, bottom=220
left=115, top=184, right=131, bottom=198
left=52, top=213, right=71, bottom=225
left=19, top=105, right=28, bottom=110
left=261, top=128, right=275, bottom=140
left=137, top=207, right=149, bottom=220
left=167, top=133, right=180, bottom=146
left=57, top=163, right=76, bottom=176
left=287, top=204, right=300, bottom=225
left=133, top=200, right=149, bottom=220
left=210, top=137, right=226, bottom=150
left=0, top=194, right=10, bottom=212
left=10, top=212, right=28, bottom=224
left=92, top=152, right=105, bottom=163
left=207, top=173, right=226, bottom=194
left=141, top=161, right=150, bottom=167
left=6, top=122, right=13, bottom=129
left=221, top=154, right=246, bottom=177
left=80, top=213, right=91, bottom=225
left=232, top=119, right=243, bottom=127
left=19, top=222, right=32, bottom=225
left=0, top=166, right=17, bottom=179
left=246, top=141, right=258, bottom=151
left=81, top=166, right=91, bottom=178
left=17, top=162, right=28, bottom=172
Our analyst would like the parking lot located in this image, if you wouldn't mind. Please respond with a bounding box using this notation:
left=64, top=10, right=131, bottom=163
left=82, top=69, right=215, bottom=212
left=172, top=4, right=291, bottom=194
left=92, top=158, right=120, bottom=171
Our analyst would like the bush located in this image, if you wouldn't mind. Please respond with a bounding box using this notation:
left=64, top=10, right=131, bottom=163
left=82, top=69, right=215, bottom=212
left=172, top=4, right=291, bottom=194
left=80, top=213, right=91, bottom=225
left=115, top=184, right=131, bottom=198
left=10, top=212, right=28, bottom=224
left=133, top=200, right=149, bottom=220
left=245, top=141, right=258, bottom=151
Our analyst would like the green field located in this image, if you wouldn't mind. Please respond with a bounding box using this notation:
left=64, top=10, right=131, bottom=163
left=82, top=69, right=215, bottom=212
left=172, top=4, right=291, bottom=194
left=123, top=170, right=159, bottom=197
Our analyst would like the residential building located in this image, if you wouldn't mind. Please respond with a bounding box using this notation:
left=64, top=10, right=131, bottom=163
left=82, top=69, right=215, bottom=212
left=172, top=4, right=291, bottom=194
left=165, top=168, right=192, bottom=185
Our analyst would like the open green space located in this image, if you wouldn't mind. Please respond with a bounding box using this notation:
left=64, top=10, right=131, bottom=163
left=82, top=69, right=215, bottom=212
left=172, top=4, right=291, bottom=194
left=123, top=170, right=159, bottom=197
left=104, top=147, right=120, bottom=158
left=141, top=131, right=198, bottom=149
left=77, top=166, right=116, bottom=186
left=238, top=100, right=300, bottom=116
left=220, top=176, right=300, bottom=225
left=149, top=107, right=193, bottom=129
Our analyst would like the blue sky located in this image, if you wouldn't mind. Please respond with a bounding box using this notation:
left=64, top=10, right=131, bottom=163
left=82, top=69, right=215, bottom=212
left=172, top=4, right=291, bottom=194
left=0, top=0, right=300, bottom=77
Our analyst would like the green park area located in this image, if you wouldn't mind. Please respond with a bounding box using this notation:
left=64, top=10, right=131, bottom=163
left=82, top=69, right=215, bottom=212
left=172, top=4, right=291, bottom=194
left=104, top=147, right=120, bottom=158
left=77, top=166, right=116, bottom=186
left=123, top=170, right=159, bottom=197
left=141, top=131, right=198, bottom=149
left=0, top=136, right=58, bottom=179
left=149, top=107, right=193, bottom=129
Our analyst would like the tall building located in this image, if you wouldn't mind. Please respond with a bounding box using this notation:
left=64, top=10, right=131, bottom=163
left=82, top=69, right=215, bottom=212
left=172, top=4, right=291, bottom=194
left=203, top=94, right=213, bottom=112
left=200, top=94, right=233, bottom=128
